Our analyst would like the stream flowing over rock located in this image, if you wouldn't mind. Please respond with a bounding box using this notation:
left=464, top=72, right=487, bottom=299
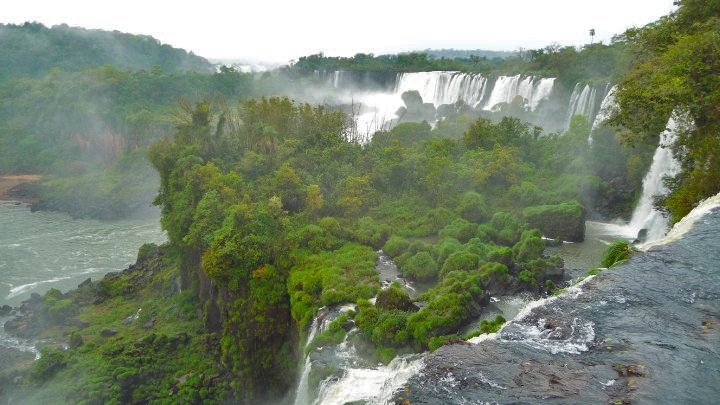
left=400, top=204, right=720, bottom=404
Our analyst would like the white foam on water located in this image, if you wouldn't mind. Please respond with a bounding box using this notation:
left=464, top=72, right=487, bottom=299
left=643, top=191, right=720, bottom=250
left=0, top=328, right=40, bottom=359
left=469, top=276, right=597, bottom=350
left=6, top=276, right=73, bottom=299
left=313, top=355, right=424, bottom=405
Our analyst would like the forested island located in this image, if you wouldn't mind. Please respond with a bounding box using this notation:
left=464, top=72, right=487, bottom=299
left=1, top=1, right=719, bottom=404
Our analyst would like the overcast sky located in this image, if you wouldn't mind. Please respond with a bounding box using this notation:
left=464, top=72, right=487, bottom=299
left=3, top=0, right=676, bottom=63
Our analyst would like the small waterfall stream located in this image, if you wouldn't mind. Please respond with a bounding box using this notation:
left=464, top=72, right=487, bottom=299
left=588, top=85, right=617, bottom=143
left=294, top=311, right=322, bottom=405
left=625, top=116, right=682, bottom=243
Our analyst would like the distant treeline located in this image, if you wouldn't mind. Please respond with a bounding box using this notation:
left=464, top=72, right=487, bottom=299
left=0, top=22, right=213, bottom=81
left=401, top=48, right=515, bottom=60
left=0, top=65, right=251, bottom=174
left=291, top=42, right=630, bottom=86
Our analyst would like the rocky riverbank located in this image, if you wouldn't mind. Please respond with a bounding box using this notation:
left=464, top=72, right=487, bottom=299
left=0, top=175, right=41, bottom=203
left=0, top=244, right=232, bottom=404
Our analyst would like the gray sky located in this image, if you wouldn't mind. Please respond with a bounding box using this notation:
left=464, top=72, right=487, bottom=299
left=3, top=0, right=676, bottom=63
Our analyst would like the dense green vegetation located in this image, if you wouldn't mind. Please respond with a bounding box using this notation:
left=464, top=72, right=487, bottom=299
left=0, top=22, right=212, bottom=81
left=612, top=0, right=720, bottom=223
left=0, top=61, right=251, bottom=217
left=129, top=91, right=646, bottom=400
left=0, top=65, right=250, bottom=175
left=0, top=23, right=252, bottom=218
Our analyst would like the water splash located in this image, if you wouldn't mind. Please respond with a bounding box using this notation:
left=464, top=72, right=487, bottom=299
left=313, top=354, right=424, bottom=405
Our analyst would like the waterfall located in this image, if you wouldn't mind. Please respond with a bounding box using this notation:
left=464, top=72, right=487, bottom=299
left=626, top=116, right=682, bottom=243
left=313, top=353, right=424, bottom=405
left=588, top=85, right=617, bottom=143
left=335, top=70, right=556, bottom=138
left=293, top=310, right=326, bottom=405
left=530, top=78, right=556, bottom=110
left=482, top=74, right=555, bottom=111
left=393, top=71, right=489, bottom=107
left=393, top=72, right=554, bottom=111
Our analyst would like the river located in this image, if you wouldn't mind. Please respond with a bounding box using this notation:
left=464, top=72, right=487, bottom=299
left=0, top=202, right=165, bottom=308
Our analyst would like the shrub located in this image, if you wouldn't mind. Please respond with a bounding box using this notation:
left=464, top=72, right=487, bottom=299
left=439, top=218, right=478, bottom=244
left=478, top=262, right=510, bottom=293
left=463, top=238, right=493, bottom=260
left=353, top=217, right=391, bottom=248
left=30, top=348, right=67, bottom=382
left=382, top=236, right=410, bottom=257
left=428, top=334, right=459, bottom=351
left=440, top=251, right=480, bottom=278
left=523, top=256, right=564, bottom=284
left=489, top=212, right=523, bottom=245
left=601, top=240, right=634, bottom=268
left=523, top=201, right=585, bottom=242
left=488, top=246, right=513, bottom=266
left=407, top=271, right=486, bottom=348
left=436, top=238, right=462, bottom=265
left=318, top=217, right=342, bottom=236
left=136, top=243, right=159, bottom=263
left=518, top=270, right=536, bottom=285
left=456, top=192, right=490, bottom=223
left=512, top=229, right=544, bottom=263
left=480, top=315, right=506, bottom=333
left=403, top=251, right=438, bottom=281
left=376, top=282, right=414, bottom=311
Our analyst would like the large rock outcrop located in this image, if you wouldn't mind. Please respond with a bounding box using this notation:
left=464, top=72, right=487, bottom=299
left=523, top=201, right=585, bottom=242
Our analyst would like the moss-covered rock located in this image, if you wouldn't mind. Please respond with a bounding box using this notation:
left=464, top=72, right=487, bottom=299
left=523, top=201, right=585, bottom=242
left=375, top=283, right=416, bottom=312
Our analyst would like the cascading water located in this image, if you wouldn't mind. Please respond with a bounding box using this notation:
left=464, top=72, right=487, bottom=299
left=564, top=83, right=614, bottom=130
left=313, top=353, right=424, bottom=405
left=482, top=75, right=555, bottom=111
left=391, top=72, right=554, bottom=112
left=588, top=85, right=617, bottom=143
left=625, top=116, right=682, bottom=243
left=393, top=71, right=489, bottom=107
left=329, top=70, right=560, bottom=139
left=293, top=311, right=327, bottom=405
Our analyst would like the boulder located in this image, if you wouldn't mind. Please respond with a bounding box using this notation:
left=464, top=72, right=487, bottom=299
left=523, top=201, right=585, bottom=242
left=100, top=328, right=118, bottom=337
